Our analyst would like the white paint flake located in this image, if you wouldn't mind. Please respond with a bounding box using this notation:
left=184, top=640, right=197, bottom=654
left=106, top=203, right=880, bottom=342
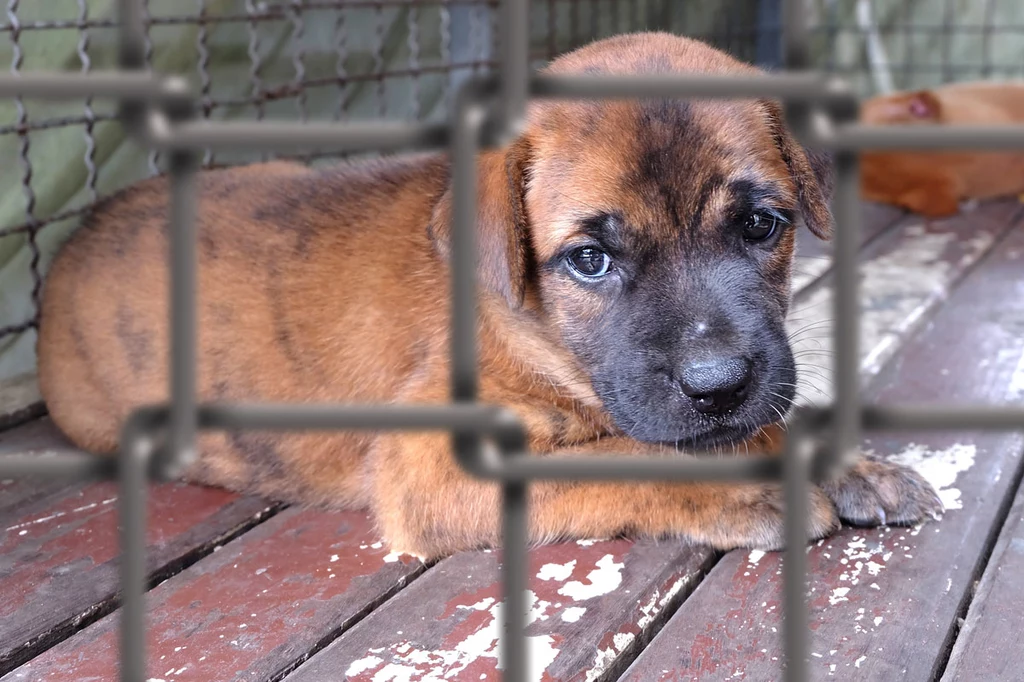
left=748, top=550, right=765, bottom=565
left=890, top=442, right=977, bottom=511
left=340, top=592, right=559, bottom=681
left=828, top=587, right=851, bottom=606
left=585, top=633, right=636, bottom=682
left=636, top=574, right=693, bottom=630
left=561, top=607, right=586, bottom=623
left=537, top=560, right=576, bottom=582
left=558, top=554, right=624, bottom=601
left=855, top=655, right=867, bottom=668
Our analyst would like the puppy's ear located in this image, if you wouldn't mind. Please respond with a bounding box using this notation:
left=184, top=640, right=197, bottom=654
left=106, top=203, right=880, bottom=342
left=861, top=90, right=942, bottom=124
left=763, top=101, right=835, bottom=240
left=428, top=138, right=532, bottom=308
left=906, top=90, right=942, bottom=119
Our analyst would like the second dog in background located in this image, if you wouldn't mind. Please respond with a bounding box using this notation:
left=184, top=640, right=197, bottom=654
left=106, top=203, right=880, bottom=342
left=860, top=81, right=1024, bottom=217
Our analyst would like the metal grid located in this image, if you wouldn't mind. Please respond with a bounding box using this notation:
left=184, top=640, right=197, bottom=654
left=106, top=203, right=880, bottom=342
left=7, top=0, right=1024, bottom=360
left=4, top=0, right=1024, bottom=680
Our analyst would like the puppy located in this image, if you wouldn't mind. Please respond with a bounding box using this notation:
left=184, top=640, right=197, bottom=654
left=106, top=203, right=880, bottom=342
left=860, top=81, right=1024, bottom=217
left=37, top=32, right=942, bottom=560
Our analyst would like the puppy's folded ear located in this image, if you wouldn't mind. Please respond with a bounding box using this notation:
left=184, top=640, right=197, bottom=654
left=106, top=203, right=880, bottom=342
left=906, top=90, right=942, bottom=119
left=763, top=100, right=835, bottom=240
left=428, top=138, right=532, bottom=308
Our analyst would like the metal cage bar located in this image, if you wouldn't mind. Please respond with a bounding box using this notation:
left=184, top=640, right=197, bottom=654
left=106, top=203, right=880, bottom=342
left=1, top=1, right=1024, bottom=681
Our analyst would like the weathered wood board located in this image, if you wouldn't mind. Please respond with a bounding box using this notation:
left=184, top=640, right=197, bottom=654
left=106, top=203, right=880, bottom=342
left=0, top=418, right=77, bottom=516
left=0, top=373, right=43, bottom=432
left=621, top=215, right=1024, bottom=681
left=790, top=203, right=904, bottom=293
left=0, top=419, right=279, bottom=676
left=789, top=199, right=1022, bottom=406
left=940, top=466, right=1024, bottom=681
left=1, top=508, right=426, bottom=682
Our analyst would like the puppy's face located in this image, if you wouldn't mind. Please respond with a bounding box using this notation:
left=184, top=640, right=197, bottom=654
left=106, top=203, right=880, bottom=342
left=431, top=33, right=834, bottom=449
left=527, top=97, right=819, bottom=447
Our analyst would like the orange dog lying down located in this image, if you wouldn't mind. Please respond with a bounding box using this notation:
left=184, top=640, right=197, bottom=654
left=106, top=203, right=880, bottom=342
left=860, top=81, right=1024, bottom=218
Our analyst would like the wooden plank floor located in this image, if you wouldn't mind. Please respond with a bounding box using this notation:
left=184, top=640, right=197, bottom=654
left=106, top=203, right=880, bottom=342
left=1, top=200, right=1023, bottom=682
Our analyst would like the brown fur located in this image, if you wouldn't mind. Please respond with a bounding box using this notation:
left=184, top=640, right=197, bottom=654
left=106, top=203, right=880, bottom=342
left=37, top=33, right=941, bottom=559
left=860, top=81, right=1024, bottom=217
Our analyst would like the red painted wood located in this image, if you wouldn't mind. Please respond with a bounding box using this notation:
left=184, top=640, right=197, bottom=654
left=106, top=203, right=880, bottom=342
left=0, top=419, right=277, bottom=675
left=621, top=213, right=1024, bottom=681
left=941, top=473, right=1024, bottom=681
left=2, top=508, right=425, bottom=682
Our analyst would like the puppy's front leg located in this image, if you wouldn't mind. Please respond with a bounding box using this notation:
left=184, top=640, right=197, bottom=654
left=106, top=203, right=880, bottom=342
left=745, top=424, right=944, bottom=527
left=369, top=432, right=840, bottom=560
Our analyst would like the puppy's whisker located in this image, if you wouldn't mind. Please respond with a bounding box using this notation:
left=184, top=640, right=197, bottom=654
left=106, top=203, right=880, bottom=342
left=786, top=318, right=834, bottom=338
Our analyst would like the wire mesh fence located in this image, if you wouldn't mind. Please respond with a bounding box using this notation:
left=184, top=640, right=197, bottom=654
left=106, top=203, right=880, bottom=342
left=4, top=0, right=1024, bottom=375
left=3, top=0, right=1024, bottom=680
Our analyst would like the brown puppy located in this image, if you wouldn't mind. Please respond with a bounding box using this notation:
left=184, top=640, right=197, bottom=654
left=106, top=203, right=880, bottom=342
left=860, top=81, right=1024, bottom=217
left=37, top=33, right=942, bottom=560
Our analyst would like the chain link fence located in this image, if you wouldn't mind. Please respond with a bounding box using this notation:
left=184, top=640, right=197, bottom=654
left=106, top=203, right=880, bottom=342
left=5, top=1, right=1024, bottom=381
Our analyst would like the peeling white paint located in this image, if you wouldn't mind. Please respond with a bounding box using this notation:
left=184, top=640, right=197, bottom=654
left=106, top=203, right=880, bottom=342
left=748, top=550, right=765, bottom=565
left=636, top=574, right=693, bottom=630
left=537, top=560, right=576, bottom=582
left=558, top=554, right=624, bottom=601
left=527, top=592, right=553, bottom=623
left=585, top=632, right=636, bottom=682
left=890, top=442, right=976, bottom=511
left=341, top=591, right=559, bottom=681
left=582, top=574, right=696, bottom=681
left=561, top=607, right=586, bottom=623
left=828, top=587, right=851, bottom=606
left=346, top=651, right=385, bottom=671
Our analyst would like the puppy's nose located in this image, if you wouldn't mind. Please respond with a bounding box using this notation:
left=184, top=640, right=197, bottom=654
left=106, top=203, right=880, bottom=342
left=677, top=356, right=753, bottom=415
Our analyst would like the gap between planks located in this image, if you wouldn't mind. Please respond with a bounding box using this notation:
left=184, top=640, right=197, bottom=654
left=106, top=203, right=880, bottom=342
left=936, top=431, right=1024, bottom=681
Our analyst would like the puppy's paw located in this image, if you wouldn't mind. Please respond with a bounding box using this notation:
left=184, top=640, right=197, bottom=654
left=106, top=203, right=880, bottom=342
left=820, top=453, right=944, bottom=527
left=709, top=483, right=840, bottom=551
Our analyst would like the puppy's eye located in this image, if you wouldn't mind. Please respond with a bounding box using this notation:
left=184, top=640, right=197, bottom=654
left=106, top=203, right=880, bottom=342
left=742, top=212, right=778, bottom=242
left=566, top=246, right=612, bottom=278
